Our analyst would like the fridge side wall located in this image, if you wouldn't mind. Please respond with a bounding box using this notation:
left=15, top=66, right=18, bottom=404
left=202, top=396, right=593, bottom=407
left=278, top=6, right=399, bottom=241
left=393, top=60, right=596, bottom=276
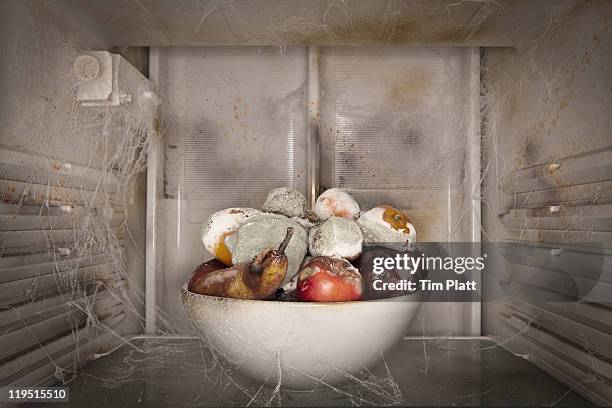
left=0, top=1, right=149, bottom=387
left=482, top=3, right=612, bottom=405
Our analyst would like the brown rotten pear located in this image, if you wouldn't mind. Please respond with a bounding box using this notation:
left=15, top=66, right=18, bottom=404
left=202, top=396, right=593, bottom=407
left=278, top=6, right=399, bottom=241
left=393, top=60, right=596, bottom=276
left=187, top=259, right=226, bottom=292
left=190, top=228, right=294, bottom=300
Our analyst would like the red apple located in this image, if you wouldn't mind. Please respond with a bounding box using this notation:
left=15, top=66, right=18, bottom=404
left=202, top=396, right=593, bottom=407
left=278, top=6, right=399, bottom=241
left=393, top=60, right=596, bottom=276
left=187, top=259, right=227, bottom=292
left=296, top=256, right=363, bottom=302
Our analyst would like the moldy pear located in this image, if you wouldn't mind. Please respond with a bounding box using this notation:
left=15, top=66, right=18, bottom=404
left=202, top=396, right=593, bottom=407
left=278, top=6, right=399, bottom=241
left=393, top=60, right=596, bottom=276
left=190, top=228, right=294, bottom=300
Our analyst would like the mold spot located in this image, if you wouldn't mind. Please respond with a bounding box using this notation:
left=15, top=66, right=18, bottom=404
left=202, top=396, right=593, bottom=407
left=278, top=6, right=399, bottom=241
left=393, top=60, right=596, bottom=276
left=388, top=70, right=431, bottom=106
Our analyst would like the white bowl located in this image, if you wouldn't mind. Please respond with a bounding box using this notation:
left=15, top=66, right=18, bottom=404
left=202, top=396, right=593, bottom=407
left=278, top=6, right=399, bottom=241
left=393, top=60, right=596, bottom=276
left=181, top=287, right=425, bottom=390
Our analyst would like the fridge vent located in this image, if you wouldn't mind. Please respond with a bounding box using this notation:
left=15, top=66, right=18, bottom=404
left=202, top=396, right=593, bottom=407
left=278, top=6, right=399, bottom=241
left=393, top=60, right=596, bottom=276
left=497, top=146, right=612, bottom=404
left=0, top=148, right=127, bottom=387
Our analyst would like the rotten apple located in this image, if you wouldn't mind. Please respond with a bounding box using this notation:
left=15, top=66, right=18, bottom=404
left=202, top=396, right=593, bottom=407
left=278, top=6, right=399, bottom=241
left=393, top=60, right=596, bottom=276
left=296, top=256, right=363, bottom=302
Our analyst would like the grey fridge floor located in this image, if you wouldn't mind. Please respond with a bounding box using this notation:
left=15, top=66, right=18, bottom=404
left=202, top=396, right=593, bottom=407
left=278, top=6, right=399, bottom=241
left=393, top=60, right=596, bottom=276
left=46, top=337, right=591, bottom=407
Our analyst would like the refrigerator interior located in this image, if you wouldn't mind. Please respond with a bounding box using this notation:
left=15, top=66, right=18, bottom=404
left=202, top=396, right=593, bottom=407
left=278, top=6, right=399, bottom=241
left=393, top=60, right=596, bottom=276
left=0, top=0, right=611, bottom=406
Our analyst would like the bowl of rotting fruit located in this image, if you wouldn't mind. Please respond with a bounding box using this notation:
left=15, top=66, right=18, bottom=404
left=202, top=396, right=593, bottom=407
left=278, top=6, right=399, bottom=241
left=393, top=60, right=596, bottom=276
left=181, top=187, right=428, bottom=390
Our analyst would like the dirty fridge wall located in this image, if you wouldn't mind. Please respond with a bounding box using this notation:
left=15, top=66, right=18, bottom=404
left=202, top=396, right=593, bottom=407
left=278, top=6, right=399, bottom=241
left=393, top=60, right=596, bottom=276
left=0, top=1, right=153, bottom=388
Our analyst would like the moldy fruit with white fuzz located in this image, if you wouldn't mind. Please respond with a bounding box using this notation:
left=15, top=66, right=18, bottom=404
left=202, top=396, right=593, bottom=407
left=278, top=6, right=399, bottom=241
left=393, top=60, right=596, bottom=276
left=262, top=187, right=308, bottom=218
left=358, top=205, right=416, bottom=246
left=201, top=208, right=260, bottom=265
left=225, top=213, right=308, bottom=286
left=314, top=188, right=360, bottom=220
left=296, top=256, right=363, bottom=302
left=309, top=216, right=363, bottom=260
left=290, top=210, right=320, bottom=232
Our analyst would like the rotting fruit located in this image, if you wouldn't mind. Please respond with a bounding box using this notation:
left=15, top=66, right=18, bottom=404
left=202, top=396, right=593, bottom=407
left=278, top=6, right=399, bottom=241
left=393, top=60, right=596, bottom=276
left=356, top=246, right=427, bottom=300
left=313, top=188, right=360, bottom=220
left=296, top=256, right=363, bottom=302
left=201, top=207, right=260, bottom=266
left=190, top=227, right=294, bottom=300
left=187, top=259, right=226, bottom=292
left=358, top=205, right=416, bottom=246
